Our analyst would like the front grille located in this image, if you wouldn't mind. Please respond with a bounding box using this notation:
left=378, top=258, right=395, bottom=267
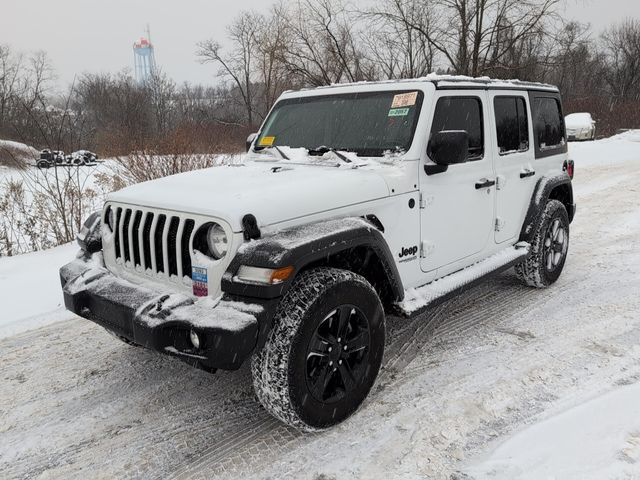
left=112, top=207, right=194, bottom=279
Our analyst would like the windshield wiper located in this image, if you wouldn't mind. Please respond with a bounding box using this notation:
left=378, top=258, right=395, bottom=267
left=255, top=145, right=290, bottom=160
left=307, top=146, right=352, bottom=163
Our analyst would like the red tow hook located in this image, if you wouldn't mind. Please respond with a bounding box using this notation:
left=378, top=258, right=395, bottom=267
left=563, top=159, right=575, bottom=179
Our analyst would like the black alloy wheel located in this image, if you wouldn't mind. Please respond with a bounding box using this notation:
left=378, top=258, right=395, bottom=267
left=305, top=304, right=371, bottom=403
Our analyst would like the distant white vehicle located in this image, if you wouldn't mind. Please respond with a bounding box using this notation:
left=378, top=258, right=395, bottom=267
left=565, top=112, right=596, bottom=141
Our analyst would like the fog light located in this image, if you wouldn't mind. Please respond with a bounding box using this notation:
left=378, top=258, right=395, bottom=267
left=189, top=330, right=201, bottom=349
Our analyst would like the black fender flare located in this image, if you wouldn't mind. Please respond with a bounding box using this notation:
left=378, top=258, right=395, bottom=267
left=221, top=217, right=404, bottom=302
left=520, top=172, right=575, bottom=243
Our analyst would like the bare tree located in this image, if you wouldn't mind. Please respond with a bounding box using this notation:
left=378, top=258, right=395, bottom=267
left=146, top=69, right=176, bottom=134
left=198, top=11, right=262, bottom=125
left=364, top=0, right=437, bottom=79
left=602, top=19, right=640, bottom=100
left=275, top=0, right=374, bottom=87
left=0, top=45, right=25, bottom=132
left=368, top=0, right=561, bottom=77
left=253, top=3, right=293, bottom=119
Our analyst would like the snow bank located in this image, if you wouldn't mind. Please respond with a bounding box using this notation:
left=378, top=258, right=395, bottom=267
left=569, top=129, right=640, bottom=168
left=464, top=383, right=640, bottom=479
left=0, top=242, right=78, bottom=338
left=0, top=139, right=38, bottom=168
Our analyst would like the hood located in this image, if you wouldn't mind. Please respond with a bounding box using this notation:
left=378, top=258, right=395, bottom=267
left=107, top=161, right=391, bottom=231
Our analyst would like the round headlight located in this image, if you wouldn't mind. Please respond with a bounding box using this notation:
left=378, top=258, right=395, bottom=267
left=206, top=223, right=228, bottom=259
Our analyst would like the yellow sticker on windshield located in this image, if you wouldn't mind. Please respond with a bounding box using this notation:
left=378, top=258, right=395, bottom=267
left=259, top=136, right=275, bottom=146
left=391, top=92, right=418, bottom=108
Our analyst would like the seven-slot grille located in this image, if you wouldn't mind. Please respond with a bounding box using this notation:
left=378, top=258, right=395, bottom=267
left=109, top=206, right=196, bottom=279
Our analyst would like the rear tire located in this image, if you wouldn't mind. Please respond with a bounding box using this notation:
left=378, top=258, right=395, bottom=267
left=251, top=267, right=385, bottom=431
left=515, top=199, right=569, bottom=288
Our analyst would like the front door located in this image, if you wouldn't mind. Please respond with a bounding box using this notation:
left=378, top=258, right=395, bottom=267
left=420, top=92, right=496, bottom=274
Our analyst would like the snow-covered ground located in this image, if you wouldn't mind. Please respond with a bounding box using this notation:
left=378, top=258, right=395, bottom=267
left=1, top=133, right=639, bottom=479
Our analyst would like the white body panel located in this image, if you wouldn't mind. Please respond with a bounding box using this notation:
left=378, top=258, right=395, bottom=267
left=99, top=77, right=568, bottom=299
left=419, top=90, right=495, bottom=275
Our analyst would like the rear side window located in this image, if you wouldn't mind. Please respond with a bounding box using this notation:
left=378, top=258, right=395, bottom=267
left=494, top=96, right=529, bottom=154
left=430, top=97, right=484, bottom=159
left=533, top=97, right=565, bottom=151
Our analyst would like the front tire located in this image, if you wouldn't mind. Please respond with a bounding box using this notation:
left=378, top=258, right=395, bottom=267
left=251, top=267, right=385, bottom=431
left=515, top=199, right=570, bottom=288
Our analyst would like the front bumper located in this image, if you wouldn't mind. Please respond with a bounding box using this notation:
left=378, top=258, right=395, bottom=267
left=60, top=254, right=278, bottom=371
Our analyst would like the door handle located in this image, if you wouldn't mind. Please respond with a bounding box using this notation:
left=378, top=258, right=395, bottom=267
left=475, top=178, right=496, bottom=189
left=520, top=169, right=536, bottom=179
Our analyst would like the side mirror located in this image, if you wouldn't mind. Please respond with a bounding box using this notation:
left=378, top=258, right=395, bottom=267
left=246, top=133, right=258, bottom=152
left=427, top=130, right=469, bottom=166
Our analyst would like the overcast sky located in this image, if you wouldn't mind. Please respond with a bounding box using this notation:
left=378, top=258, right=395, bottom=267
left=2, top=0, right=639, bottom=89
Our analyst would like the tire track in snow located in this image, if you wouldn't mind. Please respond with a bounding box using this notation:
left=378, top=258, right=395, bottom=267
left=1, top=158, right=639, bottom=480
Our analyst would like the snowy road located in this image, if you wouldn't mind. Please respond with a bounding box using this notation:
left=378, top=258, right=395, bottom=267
left=2, top=134, right=640, bottom=479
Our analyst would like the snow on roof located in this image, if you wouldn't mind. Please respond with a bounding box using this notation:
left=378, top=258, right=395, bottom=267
left=286, top=73, right=558, bottom=95
left=565, top=112, right=594, bottom=128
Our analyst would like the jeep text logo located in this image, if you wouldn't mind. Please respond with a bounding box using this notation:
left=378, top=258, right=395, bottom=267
left=399, top=246, right=418, bottom=258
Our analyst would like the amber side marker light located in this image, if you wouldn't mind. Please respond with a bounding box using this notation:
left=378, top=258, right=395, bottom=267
left=235, top=265, right=295, bottom=285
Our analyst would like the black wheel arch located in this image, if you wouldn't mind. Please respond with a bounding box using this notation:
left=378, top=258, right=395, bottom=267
left=520, top=173, right=575, bottom=243
left=222, top=217, right=404, bottom=309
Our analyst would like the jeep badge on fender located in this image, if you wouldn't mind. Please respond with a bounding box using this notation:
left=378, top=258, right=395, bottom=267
left=60, top=75, right=575, bottom=432
left=399, top=246, right=418, bottom=258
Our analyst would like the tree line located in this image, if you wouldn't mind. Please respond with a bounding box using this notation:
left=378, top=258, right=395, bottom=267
left=1, top=0, right=640, bottom=159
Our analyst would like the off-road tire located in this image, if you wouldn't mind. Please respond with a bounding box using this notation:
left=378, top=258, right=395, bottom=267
left=515, top=199, right=569, bottom=288
left=251, top=267, right=385, bottom=431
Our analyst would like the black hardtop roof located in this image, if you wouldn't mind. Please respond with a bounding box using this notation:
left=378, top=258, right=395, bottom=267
left=288, top=74, right=559, bottom=95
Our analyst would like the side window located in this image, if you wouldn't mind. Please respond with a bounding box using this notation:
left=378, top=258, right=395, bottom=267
left=533, top=97, right=565, bottom=150
left=430, top=97, right=484, bottom=160
left=494, top=96, right=529, bottom=154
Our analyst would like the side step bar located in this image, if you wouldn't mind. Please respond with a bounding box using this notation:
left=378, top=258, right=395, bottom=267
left=396, top=242, right=530, bottom=317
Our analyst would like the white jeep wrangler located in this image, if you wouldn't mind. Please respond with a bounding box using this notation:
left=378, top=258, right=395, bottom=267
left=62, top=75, right=576, bottom=431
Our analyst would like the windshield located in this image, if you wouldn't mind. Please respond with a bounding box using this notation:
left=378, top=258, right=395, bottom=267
left=255, top=90, right=424, bottom=157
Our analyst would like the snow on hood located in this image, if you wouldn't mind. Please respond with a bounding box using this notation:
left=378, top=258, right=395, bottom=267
left=106, top=159, right=391, bottom=232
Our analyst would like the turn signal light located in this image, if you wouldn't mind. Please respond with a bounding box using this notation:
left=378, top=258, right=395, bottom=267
left=235, top=265, right=295, bottom=285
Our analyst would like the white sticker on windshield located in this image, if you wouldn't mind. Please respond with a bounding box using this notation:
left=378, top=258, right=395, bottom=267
left=391, top=92, right=418, bottom=108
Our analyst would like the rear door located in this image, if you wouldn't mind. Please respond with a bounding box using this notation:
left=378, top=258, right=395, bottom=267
left=420, top=91, right=496, bottom=273
left=489, top=92, right=536, bottom=243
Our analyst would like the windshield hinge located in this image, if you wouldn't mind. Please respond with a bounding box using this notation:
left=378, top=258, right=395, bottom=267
left=420, top=241, right=434, bottom=258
